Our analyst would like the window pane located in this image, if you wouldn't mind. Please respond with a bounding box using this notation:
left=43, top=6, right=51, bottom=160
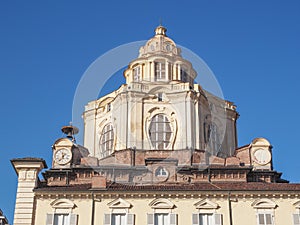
left=100, top=124, right=114, bottom=158
left=199, top=214, right=213, bottom=225
left=258, top=214, right=265, bottom=225
left=265, top=214, right=272, bottom=225
left=155, top=62, right=166, bottom=80
left=155, top=213, right=168, bottom=225
left=54, top=214, right=69, bottom=225
left=149, top=114, right=172, bottom=149
left=112, top=214, right=126, bottom=225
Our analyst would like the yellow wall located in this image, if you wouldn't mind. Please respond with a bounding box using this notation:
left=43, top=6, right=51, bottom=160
left=34, top=194, right=299, bottom=225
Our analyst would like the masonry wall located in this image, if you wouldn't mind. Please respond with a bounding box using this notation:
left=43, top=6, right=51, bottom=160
left=33, top=192, right=299, bottom=225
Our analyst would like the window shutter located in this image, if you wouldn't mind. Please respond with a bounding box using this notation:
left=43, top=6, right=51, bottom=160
left=104, top=214, right=111, bottom=225
left=192, top=213, right=199, bottom=225
left=293, top=214, right=300, bottom=225
left=46, top=213, right=54, bottom=225
left=257, top=214, right=265, bottom=225
left=127, top=214, right=135, bottom=225
left=69, top=214, right=78, bottom=225
left=147, top=213, right=154, bottom=225
left=214, top=214, right=222, bottom=225
left=169, top=213, right=177, bottom=225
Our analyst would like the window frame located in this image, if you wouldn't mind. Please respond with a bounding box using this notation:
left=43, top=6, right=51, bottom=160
left=293, top=213, right=300, bottom=225
left=256, top=211, right=274, bottom=225
left=149, top=114, right=172, bottom=150
left=104, top=213, right=134, bottom=225
left=46, top=213, right=78, bottom=225
left=154, top=62, right=166, bottom=81
left=133, top=66, right=141, bottom=82
left=147, top=213, right=177, bottom=225
left=192, top=213, right=222, bottom=225
left=100, top=123, right=114, bottom=158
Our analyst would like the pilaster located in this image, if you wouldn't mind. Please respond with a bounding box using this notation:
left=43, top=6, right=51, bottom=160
left=11, top=158, right=47, bottom=225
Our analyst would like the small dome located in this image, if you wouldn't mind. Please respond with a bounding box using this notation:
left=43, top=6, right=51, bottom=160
left=155, top=25, right=167, bottom=36
left=139, top=25, right=181, bottom=57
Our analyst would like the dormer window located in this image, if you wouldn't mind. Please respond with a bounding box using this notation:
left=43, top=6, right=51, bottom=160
left=155, top=62, right=166, bottom=81
left=133, top=66, right=141, bottom=82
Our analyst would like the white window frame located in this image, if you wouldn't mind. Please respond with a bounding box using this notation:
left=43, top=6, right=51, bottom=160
left=147, top=213, right=177, bottom=225
left=256, top=211, right=274, bottom=225
left=155, top=62, right=166, bottom=81
left=149, top=114, right=172, bottom=150
left=104, top=213, right=134, bottom=225
left=133, top=66, right=141, bottom=82
left=46, top=213, right=78, bottom=225
left=192, top=213, right=222, bottom=225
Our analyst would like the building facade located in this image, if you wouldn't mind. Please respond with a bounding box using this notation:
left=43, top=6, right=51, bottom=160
left=11, top=26, right=300, bottom=225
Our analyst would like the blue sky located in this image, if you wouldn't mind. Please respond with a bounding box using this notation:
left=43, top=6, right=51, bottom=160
left=1, top=1, right=300, bottom=223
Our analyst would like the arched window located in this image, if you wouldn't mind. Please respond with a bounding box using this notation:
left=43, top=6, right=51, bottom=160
left=149, top=114, right=172, bottom=149
left=209, top=123, right=220, bottom=152
left=204, top=121, right=220, bottom=154
left=100, top=124, right=114, bottom=158
left=155, top=167, right=168, bottom=177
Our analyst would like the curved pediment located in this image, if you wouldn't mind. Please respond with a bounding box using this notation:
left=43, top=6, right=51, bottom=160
left=50, top=199, right=76, bottom=209
left=108, top=198, right=132, bottom=209
left=251, top=199, right=277, bottom=209
left=293, top=200, right=300, bottom=209
left=194, top=199, right=219, bottom=209
left=149, top=198, right=175, bottom=209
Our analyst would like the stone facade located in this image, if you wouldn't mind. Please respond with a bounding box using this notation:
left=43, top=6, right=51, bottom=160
left=11, top=26, right=300, bottom=225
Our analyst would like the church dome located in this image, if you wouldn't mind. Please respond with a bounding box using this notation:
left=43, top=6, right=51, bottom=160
left=124, top=25, right=196, bottom=84
left=138, top=25, right=181, bottom=57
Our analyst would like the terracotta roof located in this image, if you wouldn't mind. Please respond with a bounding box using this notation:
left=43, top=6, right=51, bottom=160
left=35, top=182, right=300, bottom=192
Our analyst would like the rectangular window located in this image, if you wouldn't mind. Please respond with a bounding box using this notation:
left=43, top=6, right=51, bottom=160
left=46, top=214, right=78, bottom=225
left=155, top=62, right=166, bottom=81
left=112, top=214, right=126, bottom=225
left=168, top=63, right=173, bottom=80
left=133, top=66, right=141, bottom=81
left=293, top=214, right=300, bottom=225
left=54, top=214, right=69, bottom=225
left=104, top=214, right=134, bottom=225
left=157, top=93, right=163, bottom=102
left=155, top=214, right=168, bottom=225
left=180, top=69, right=188, bottom=82
left=257, top=213, right=273, bottom=225
left=192, top=213, right=222, bottom=225
left=147, top=213, right=176, bottom=225
left=199, top=214, right=213, bottom=225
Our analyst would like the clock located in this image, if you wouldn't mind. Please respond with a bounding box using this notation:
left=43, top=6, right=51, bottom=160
left=54, top=148, right=72, bottom=165
left=253, top=148, right=271, bottom=165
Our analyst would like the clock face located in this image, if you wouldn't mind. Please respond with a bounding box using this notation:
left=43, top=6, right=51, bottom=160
left=253, top=149, right=271, bottom=165
left=54, top=148, right=72, bottom=165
